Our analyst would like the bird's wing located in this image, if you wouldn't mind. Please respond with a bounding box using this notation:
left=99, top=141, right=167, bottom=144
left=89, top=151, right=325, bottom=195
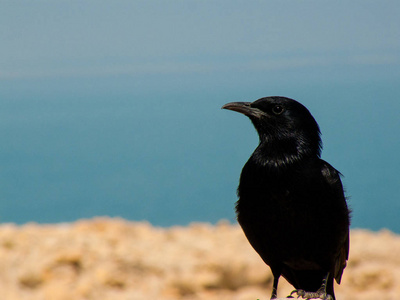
left=334, top=231, right=349, bottom=284
left=320, top=160, right=350, bottom=284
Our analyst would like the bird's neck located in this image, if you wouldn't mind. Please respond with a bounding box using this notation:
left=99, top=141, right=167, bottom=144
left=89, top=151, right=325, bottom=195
left=251, top=139, right=317, bottom=171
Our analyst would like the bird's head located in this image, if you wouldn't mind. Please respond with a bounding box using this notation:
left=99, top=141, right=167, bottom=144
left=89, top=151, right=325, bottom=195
left=222, top=96, right=322, bottom=164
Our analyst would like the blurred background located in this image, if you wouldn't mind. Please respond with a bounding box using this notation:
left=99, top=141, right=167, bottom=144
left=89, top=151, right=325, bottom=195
left=0, top=1, right=399, bottom=232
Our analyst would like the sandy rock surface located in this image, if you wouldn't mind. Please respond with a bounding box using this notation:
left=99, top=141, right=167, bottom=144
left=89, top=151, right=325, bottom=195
left=0, top=217, right=399, bottom=300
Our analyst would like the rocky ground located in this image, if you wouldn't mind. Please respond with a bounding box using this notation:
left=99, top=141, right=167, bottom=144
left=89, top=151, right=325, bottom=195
left=0, top=217, right=399, bottom=300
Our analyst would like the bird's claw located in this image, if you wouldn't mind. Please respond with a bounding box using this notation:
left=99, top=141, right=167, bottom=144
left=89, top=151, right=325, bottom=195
left=289, top=289, right=333, bottom=300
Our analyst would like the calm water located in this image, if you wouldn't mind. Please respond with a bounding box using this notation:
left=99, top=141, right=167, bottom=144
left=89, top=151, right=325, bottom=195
left=0, top=68, right=399, bottom=232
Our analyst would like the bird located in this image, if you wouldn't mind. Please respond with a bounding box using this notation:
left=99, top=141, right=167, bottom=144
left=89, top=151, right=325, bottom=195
left=222, top=96, right=350, bottom=300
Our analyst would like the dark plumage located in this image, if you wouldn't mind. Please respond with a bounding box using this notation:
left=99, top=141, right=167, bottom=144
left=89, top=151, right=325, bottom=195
left=222, top=96, right=350, bottom=300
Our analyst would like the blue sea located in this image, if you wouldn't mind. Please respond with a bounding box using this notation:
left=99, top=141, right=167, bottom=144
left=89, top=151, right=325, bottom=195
left=0, top=66, right=399, bottom=232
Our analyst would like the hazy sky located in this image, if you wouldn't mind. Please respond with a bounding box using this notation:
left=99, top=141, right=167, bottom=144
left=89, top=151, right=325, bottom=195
left=1, top=1, right=399, bottom=79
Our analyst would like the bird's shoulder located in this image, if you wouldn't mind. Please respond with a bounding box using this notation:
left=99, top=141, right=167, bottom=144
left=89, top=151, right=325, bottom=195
left=319, top=160, right=342, bottom=184
left=317, top=159, right=345, bottom=194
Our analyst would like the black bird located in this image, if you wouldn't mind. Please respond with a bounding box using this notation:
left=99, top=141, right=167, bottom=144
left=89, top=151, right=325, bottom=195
left=222, top=96, right=350, bottom=300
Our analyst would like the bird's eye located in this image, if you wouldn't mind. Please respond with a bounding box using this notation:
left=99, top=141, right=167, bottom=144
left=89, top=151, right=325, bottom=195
left=272, top=105, right=284, bottom=115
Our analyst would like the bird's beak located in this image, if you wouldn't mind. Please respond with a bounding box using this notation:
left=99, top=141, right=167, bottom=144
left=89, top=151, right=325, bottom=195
left=221, top=102, right=263, bottom=118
